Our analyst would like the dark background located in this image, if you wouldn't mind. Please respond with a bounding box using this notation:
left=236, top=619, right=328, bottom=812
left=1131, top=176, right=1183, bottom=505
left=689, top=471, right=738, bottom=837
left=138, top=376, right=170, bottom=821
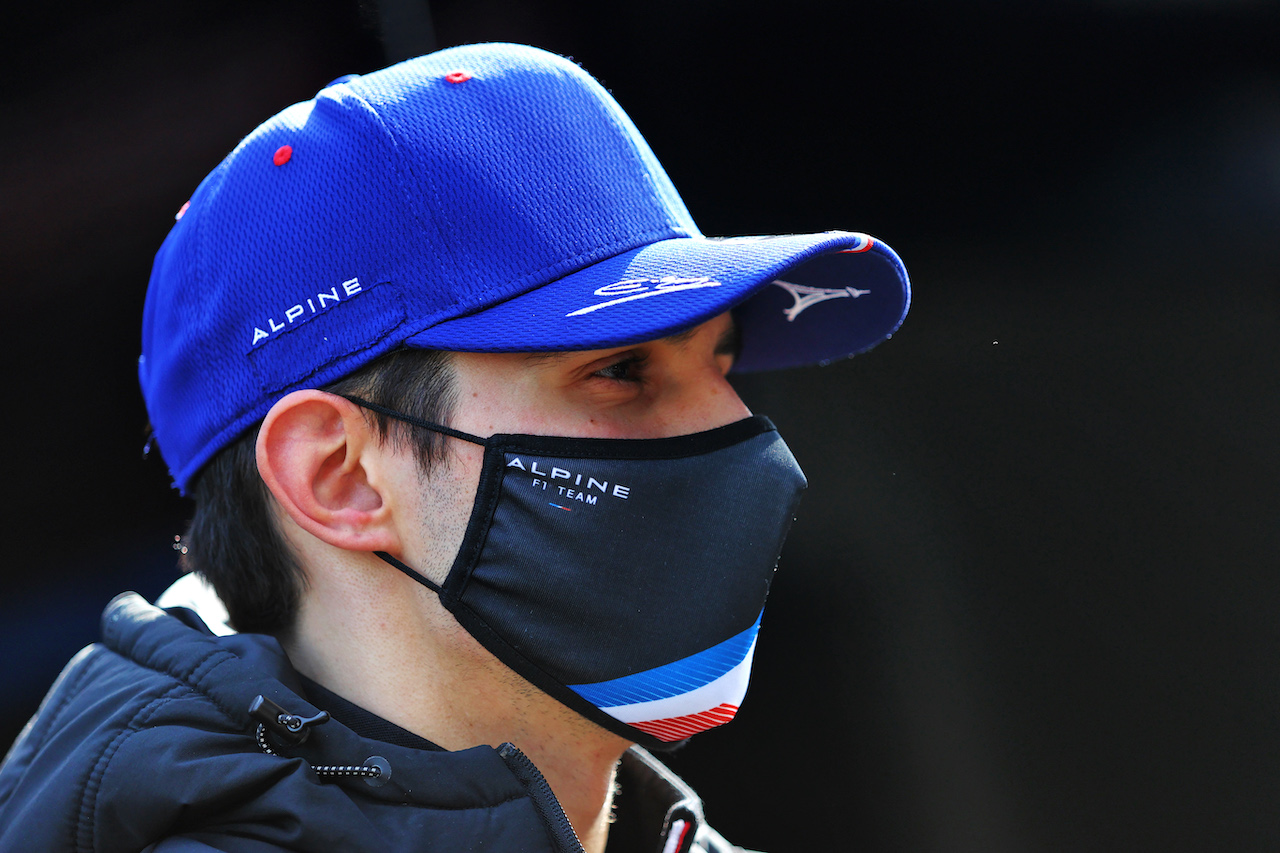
left=3, top=1, right=1278, bottom=849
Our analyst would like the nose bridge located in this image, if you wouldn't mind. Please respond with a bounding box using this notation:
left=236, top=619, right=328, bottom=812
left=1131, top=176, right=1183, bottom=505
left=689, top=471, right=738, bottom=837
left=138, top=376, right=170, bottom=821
left=661, top=359, right=752, bottom=437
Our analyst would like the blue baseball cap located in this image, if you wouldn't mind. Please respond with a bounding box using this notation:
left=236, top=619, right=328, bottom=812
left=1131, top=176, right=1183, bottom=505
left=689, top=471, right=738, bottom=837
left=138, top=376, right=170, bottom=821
left=140, top=43, right=910, bottom=493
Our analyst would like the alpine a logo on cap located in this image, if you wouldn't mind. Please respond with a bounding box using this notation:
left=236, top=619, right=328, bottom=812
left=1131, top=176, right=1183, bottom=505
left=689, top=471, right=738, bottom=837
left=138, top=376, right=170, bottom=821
left=769, top=232, right=877, bottom=321
left=773, top=280, right=872, bottom=322
left=566, top=277, right=721, bottom=317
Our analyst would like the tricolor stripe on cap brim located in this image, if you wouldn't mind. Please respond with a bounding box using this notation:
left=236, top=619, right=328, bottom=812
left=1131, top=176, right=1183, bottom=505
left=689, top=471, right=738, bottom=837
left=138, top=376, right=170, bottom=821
left=403, top=231, right=909, bottom=372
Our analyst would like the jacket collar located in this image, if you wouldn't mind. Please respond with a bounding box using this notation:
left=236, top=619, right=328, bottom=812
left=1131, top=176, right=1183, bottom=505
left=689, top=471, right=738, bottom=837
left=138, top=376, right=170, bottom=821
left=138, top=576, right=712, bottom=853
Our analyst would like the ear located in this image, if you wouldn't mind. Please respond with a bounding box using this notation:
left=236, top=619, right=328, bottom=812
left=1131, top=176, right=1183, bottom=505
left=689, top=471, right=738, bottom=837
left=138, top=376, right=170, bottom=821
left=256, top=390, right=402, bottom=554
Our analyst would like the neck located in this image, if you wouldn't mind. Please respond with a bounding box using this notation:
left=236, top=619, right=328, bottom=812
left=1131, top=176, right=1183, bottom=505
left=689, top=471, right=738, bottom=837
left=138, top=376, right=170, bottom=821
left=515, top=732, right=624, bottom=853
left=280, top=553, right=629, bottom=853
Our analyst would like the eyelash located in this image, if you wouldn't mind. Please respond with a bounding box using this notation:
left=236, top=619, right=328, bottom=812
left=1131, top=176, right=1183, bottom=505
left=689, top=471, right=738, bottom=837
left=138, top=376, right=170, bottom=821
left=594, top=353, right=647, bottom=383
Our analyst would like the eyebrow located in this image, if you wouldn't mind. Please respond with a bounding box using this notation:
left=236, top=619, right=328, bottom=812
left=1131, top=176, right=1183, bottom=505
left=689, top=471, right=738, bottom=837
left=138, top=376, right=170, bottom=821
left=524, top=317, right=742, bottom=364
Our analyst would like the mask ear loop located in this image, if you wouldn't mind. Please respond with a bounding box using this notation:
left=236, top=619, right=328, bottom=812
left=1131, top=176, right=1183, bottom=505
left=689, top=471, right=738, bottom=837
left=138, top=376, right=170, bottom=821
left=338, top=394, right=488, bottom=447
left=375, top=550, right=442, bottom=594
left=338, top=394, right=488, bottom=596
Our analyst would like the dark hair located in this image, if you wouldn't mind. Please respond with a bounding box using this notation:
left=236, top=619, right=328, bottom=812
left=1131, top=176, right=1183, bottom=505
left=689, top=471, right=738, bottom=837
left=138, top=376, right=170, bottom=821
left=180, top=349, right=455, bottom=634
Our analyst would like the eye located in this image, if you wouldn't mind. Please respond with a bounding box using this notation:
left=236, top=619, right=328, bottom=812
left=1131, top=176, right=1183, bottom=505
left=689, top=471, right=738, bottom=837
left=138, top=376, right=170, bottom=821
left=714, top=320, right=742, bottom=373
left=593, top=353, right=647, bottom=383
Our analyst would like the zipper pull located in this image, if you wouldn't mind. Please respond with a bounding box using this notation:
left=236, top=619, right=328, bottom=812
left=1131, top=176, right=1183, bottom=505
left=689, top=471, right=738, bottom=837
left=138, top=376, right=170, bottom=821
left=498, top=743, right=584, bottom=853
left=248, top=695, right=330, bottom=746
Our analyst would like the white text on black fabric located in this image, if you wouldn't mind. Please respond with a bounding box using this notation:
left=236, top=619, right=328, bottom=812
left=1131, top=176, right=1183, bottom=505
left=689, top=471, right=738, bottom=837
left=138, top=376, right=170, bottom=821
left=506, top=457, right=631, bottom=500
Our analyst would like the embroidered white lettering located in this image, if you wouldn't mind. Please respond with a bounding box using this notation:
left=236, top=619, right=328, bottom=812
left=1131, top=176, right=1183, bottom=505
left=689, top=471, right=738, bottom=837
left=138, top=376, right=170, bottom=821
left=556, top=487, right=598, bottom=504
left=511, top=460, right=630, bottom=501
left=594, top=279, right=650, bottom=296
left=249, top=278, right=370, bottom=346
left=566, top=277, right=721, bottom=318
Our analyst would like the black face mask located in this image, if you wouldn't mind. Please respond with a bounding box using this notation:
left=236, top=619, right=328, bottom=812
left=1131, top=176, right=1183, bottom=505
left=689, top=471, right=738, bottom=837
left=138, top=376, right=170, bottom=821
left=344, top=396, right=807, bottom=749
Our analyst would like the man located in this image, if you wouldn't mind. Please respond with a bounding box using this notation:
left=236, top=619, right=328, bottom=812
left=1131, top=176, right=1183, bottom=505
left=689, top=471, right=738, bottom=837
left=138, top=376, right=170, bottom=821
left=0, top=43, right=908, bottom=852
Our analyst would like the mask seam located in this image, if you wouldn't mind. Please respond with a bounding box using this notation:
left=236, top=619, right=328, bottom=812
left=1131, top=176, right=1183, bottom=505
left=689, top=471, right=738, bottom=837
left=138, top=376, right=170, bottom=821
left=440, top=444, right=508, bottom=604
left=486, top=417, right=774, bottom=461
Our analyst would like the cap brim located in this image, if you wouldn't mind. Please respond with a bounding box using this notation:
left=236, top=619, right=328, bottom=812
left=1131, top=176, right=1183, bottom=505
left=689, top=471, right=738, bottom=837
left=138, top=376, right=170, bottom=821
left=404, top=231, right=910, bottom=371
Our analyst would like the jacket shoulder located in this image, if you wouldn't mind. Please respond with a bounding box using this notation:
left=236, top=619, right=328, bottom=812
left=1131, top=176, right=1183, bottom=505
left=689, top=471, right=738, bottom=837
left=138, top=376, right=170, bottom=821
left=0, top=593, right=263, bottom=850
left=0, top=592, right=562, bottom=853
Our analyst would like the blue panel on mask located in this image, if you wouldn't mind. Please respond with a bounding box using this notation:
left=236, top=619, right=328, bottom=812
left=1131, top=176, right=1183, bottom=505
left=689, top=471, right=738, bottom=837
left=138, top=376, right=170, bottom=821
left=568, top=612, right=761, bottom=707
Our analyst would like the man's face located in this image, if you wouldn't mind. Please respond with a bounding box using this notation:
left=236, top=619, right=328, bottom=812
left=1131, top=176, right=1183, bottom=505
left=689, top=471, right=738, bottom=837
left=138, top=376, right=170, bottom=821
left=454, top=311, right=746, bottom=439
left=399, top=312, right=749, bottom=586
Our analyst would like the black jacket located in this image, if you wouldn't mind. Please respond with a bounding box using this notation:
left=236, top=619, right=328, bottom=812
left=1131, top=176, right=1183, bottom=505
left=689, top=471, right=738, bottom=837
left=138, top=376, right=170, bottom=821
left=0, top=587, right=746, bottom=852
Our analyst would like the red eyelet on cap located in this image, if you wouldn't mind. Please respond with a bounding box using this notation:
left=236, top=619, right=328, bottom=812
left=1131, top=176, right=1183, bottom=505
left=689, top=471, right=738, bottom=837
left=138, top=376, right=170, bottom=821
left=273, top=145, right=293, bottom=166
left=445, top=71, right=472, bottom=84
